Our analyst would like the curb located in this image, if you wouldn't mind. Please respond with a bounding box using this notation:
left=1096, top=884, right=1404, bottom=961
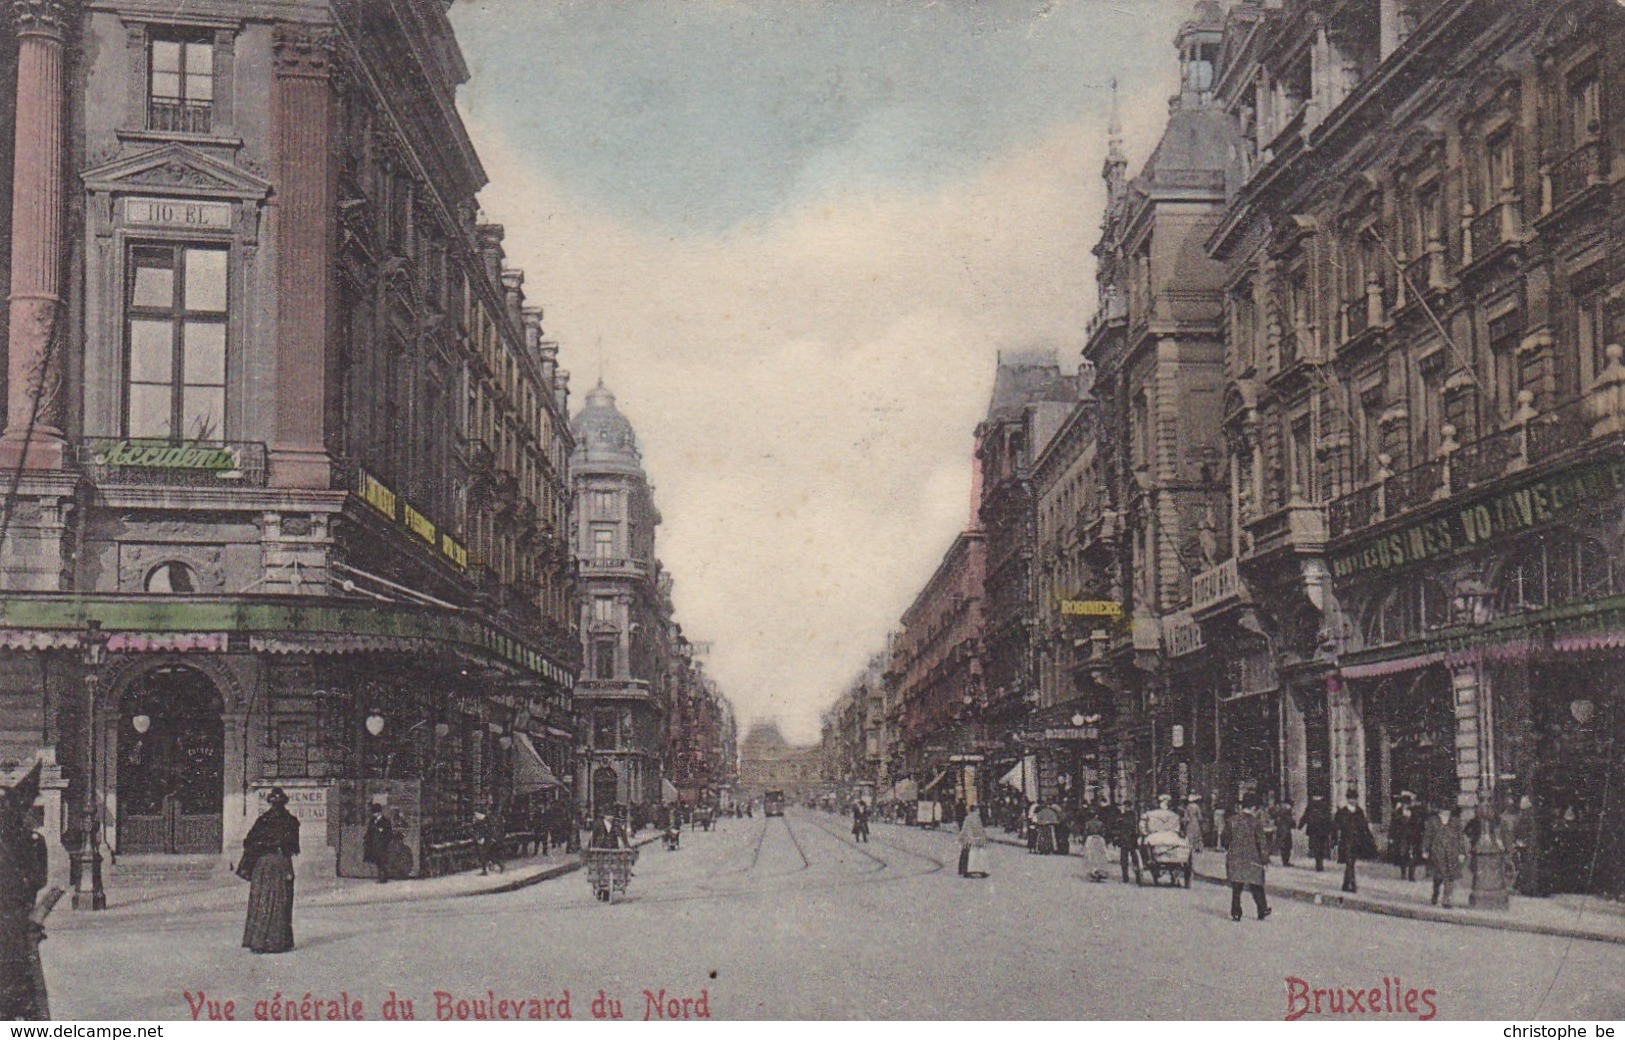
left=1187, top=867, right=1625, bottom=946
left=987, top=829, right=1620, bottom=946
left=472, top=833, right=662, bottom=897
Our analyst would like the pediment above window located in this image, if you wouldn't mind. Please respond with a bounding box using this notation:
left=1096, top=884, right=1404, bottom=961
left=82, top=143, right=271, bottom=201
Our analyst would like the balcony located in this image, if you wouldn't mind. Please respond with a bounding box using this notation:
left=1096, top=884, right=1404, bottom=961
left=580, top=556, right=649, bottom=577
left=78, top=438, right=267, bottom=488
left=1327, top=391, right=1611, bottom=539
left=1466, top=199, right=1521, bottom=262
left=1241, top=501, right=1327, bottom=565
left=147, top=99, right=211, bottom=135
left=1544, top=139, right=1606, bottom=213
left=1328, top=482, right=1383, bottom=540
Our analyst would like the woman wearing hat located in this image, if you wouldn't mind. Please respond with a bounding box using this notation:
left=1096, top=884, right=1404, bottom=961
left=241, top=787, right=300, bottom=953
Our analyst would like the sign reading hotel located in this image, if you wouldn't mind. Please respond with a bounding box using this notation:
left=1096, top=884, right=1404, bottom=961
left=356, top=467, right=468, bottom=572
left=1059, top=600, right=1123, bottom=618
left=124, top=196, right=233, bottom=229
left=1330, top=457, right=1625, bottom=579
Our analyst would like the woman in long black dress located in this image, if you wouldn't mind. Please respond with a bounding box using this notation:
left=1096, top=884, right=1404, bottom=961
left=241, top=787, right=300, bottom=953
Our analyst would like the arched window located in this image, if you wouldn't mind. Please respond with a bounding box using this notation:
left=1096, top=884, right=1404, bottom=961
left=145, top=561, right=196, bottom=593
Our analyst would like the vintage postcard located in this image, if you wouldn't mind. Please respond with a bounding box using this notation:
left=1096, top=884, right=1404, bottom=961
left=0, top=0, right=1623, bottom=1025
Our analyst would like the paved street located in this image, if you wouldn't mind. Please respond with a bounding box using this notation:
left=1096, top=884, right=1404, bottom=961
left=44, top=811, right=1625, bottom=1021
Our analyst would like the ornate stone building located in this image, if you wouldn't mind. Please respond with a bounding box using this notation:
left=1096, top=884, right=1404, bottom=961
left=1080, top=6, right=1244, bottom=809
left=1196, top=0, right=1625, bottom=897
left=570, top=382, right=670, bottom=814
left=973, top=350, right=1076, bottom=775
left=0, top=0, right=579, bottom=897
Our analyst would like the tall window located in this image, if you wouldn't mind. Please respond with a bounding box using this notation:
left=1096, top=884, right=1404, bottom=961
left=1288, top=414, right=1316, bottom=503
left=592, top=526, right=615, bottom=561
left=1417, top=356, right=1444, bottom=459
left=593, top=639, right=616, bottom=681
left=592, top=596, right=615, bottom=624
left=592, top=490, right=617, bottom=519
left=1488, top=305, right=1524, bottom=421
left=1577, top=284, right=1611, bottom=390
left=1485, top=130, right=1515, bottom=208
left=148, top=32, right=214, bottom=134
left=126, top=244, right=227, bottom=440
left=1569, top=72, right=1601, bottom=148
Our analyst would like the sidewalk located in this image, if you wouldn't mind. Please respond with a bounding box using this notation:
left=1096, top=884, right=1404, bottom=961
left=49, top=833, right=661, bottom=930
left=982, top=829, right=1624, bottom=945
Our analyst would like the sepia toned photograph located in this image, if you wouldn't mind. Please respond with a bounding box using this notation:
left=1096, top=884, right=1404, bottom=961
left=0, top=0, right=1623, bottom=1024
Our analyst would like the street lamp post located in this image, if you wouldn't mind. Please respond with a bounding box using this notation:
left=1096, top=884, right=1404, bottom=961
left=73, top=621, right=106, bottom=911
left=1453, top=580, right=1508, bottom=911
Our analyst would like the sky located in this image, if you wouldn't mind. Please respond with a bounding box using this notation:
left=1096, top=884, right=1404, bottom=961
left=449, top=0, right=1192, bottom=745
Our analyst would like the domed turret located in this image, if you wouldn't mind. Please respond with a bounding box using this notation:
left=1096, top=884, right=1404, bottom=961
left=571, top=381, right=641, bottom=464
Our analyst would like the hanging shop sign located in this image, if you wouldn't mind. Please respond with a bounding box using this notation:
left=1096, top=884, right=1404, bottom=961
left=1060, top=600, right=1124, bottom=618
left=1163, top=610, right=1206, bottom=658
left=356, top=467, right=468, bottom=572
left=1330, top=456, right=1625, bottom=580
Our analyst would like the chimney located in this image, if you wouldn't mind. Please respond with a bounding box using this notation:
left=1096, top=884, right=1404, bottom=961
left=538, top=338, right=559, bottom=390
left=501, top=268, right=526, bottom=331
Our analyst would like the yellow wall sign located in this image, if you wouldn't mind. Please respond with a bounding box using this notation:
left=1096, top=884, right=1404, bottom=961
left=357, top=468, right=467, bottom=572
left=1060, top=600, right=1123, bottom=618
left=359, top=470, right=398, bottom=520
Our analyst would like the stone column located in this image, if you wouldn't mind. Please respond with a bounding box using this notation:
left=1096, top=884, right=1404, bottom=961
left=0, top=0, right=73, bottom=470
left=269, top=25, right=336, bottom=488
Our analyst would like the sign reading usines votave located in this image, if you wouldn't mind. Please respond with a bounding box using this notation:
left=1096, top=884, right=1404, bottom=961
left=1330, top=455, right=1625, bottom=580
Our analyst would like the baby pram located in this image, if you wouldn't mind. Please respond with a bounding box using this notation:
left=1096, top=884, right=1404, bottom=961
left=1136, top=830, right=1193, bottom=887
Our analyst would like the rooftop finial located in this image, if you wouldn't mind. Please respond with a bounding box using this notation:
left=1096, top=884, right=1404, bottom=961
left=1107, top=77, right=1125, bottom=164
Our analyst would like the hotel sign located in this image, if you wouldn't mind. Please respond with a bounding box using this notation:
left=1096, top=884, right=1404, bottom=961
left=356, top=468, right=468, bottom=572
left=1192, top=558, right=1245, bottom=613
left=1060, top=600, right=1123, bottom=618
left=1330, top=456, right=1625, bottom=579
left=124, top=197, right=232, bottom=230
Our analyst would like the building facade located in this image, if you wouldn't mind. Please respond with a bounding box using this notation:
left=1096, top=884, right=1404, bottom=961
left=1199, top=0, right=1625, bottom=897
left=738, top=720, right=821, bottom=801
left=973, top=351, right=1077, bottom=787
left=570, top=382, right=669, bottom=815
left=0, top=0, right=579, bottom=894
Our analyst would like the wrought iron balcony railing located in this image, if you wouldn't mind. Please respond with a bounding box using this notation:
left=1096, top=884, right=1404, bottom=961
left=148, top=99, right=212, bottom=135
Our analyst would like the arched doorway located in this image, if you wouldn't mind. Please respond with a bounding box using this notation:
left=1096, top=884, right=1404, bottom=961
left=117, top=666, right=224, bottom=854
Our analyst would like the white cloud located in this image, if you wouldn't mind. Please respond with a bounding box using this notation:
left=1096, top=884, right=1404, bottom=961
left=468, top=89, right=1157, bottom=742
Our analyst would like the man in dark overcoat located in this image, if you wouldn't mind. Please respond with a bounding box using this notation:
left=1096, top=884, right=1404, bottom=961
left=363, top=803, right=393, bottom=884
left=1425, top=805, right=1469, bottom=908
left=1299, top=795, right=1333, bottom=871
left=1225, top=794, right=1272, bottom=921
left=1332, top=788, right=1378, bottom=893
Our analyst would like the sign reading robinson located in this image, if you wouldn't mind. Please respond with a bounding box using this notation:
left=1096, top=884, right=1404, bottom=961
left=1330, top=456, right=1625, bottom=579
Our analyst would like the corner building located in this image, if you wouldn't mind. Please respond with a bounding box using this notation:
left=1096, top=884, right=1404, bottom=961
left=0, top=0, right=579, bottom=890
left=570, top=383, right=669, bottom=815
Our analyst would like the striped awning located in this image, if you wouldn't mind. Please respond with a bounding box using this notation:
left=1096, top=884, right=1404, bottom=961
left=107, top=632, right=227, bottom=653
